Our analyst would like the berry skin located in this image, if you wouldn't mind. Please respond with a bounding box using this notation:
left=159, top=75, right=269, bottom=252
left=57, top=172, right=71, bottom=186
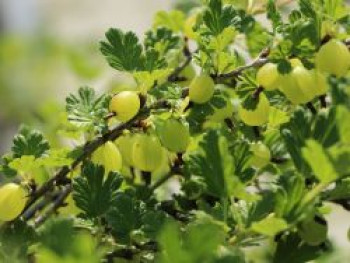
left=312, top=70, right=329, bottom=96
left=0, top=183, right=28, bottom=222
left=115, top=133, right=139, bottom=167
left=189, top=74, right=215, bottom=104
left=249, top=143, right=271, bottom=168
left=184, top=14, right=198, bottom=40
left=316, top=39, right=350, bottom=77
left=256, top=63, right=279, bottom=91
left=179, top=64, right=196, bottom=87
left=239, top=92, right=270, bottom=126
left=92, top=141, right=122, bottom=174
left=132, top=134, right=164, bottom=172
left=157, top=118, right=190, bottom=153
left=109, top=91, right=140, bottom=122
left=279, top=66, right=317, bottom=105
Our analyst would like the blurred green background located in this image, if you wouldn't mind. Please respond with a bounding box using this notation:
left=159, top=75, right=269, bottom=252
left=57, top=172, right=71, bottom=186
left=0, top=0, right=174, bottom=154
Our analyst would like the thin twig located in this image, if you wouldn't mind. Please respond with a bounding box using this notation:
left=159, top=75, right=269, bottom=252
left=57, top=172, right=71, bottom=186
left=150, top=154, right=184, bottom=192
left=213, top=48, right=270, bottom=80
left=168, top=38, right=194, bottom=82
left=33, top=185, right=72, bottom=227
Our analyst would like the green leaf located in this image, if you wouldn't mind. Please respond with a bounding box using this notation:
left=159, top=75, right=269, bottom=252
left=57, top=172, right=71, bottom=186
left=133, top=68, right=172, bottom=92
left=274, top=171, right=305, bottom=221
left=203, top=0, right=239, bottom=36
left=246, top=22, right=272, bottom=57
left=251, top=215, right=288, bottom=237
left=9, top=155, right=41, bottom=178
left=273, top=233, right=323, bottom=263
left=106, top=192, right=143, bottom=243
left=38, top=218, right=75, bottom=256
left=157, top=222, right=192, bottom=263
left=336, top=105, right=350, bottom=144
left=208, top=27, right=236, bottom=51
left=40, top=148, right=74, bottom=168
left=72, top=162, right=123, bottom=218
left=141, top=210, right=168, bottom=239
left=268, top=106, right=290, bottom=128
left=0, top=154, right=19, bottom=178
left=153, top=10, right=185, bottom=32
left=144, top=27, right=181, bottom=55
left=0, top=220, right=36, bottom=262
left=281, top=108, right=313, bottom=174
left=324, top=178, right=350, bottom=200
left=267, top=0, right=283, bottom=32
left=65, top=86, right=109, bottom=131
left=157, top=217, right=227, bottom=263
left=143, top=49, right=167, bottom=72
left=12, top=125, right=49, bottom=158
left=185, top=129, right=234, bottom=198
left=302, top=140, right=338, bottom=183
left=100, top=28, right=143, bottom=71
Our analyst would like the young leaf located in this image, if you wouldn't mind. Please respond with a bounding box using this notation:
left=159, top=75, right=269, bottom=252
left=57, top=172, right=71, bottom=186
left=12, top=125, right=50, bottom=158
left=66, top=86, right=109, bottom=131
left=144, top=27, right=181, bottom=55
left=267, top=0, right=283, bottom=32
left=72, top=162, right=123, bottom=218
left=251, top=215, right=288, bottom=237
left=153, top=10, right=185, bottom=32
left=203, top=0, right=239, bottom=36
left=100, top=28, right=143, bottom=71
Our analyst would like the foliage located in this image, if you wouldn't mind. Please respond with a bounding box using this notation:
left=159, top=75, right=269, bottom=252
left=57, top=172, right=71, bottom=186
left=1, top=0, right=350, bottom=262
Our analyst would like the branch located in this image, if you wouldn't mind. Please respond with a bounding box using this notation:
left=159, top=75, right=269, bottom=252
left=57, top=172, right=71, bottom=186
left=33, top=185, right=72, bottom=227
left=213, top=49, right=269, bottom=80
left=168, top=39, right=194, bottom=82
left=150, top=154, right=184, bottom=192
left=22, top=100, right=171, bottom=220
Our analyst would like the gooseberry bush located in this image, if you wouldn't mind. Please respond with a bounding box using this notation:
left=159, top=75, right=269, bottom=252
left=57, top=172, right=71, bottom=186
left=1, top=0, right=350, bottom=262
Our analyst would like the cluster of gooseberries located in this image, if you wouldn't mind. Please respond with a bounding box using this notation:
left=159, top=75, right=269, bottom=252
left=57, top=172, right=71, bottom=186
left=6, top=38, right=347, bottom=221
left=93, top=119, right=190, bottom=175
left=240, top=39, right=350, bottom=127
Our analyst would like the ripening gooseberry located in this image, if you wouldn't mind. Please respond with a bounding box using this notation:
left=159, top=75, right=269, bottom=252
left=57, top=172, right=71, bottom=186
left=315, top=39, right=350, bottom=77
left=92, top=141, right=122, bottom=173
left=115, top=133, right=140, bottom=167
left=157, top=118, right=190, bottom=153
left=290, top=58, right=303, bottom=68
left=256, top=63, right=280, bottom=91
left=109, top=91, right=140, bottom=122
left=279, top=66, right=317, bottom=104
left=184, top=14, right=198, bottom=39
left=178, top=64, right=196, bottom=87
left=189, top=74, right=215, bottom=104
left=132, top=134, right=164, bottom=172
left=249, top=143, right=271, bottom=168
left=293, top=66, right=317, bottom=102
left=0, top=183, right=27, bottom=222
left=312, top=70, right=329, bottom=96
left=239, top=92, right=270, bottom=126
